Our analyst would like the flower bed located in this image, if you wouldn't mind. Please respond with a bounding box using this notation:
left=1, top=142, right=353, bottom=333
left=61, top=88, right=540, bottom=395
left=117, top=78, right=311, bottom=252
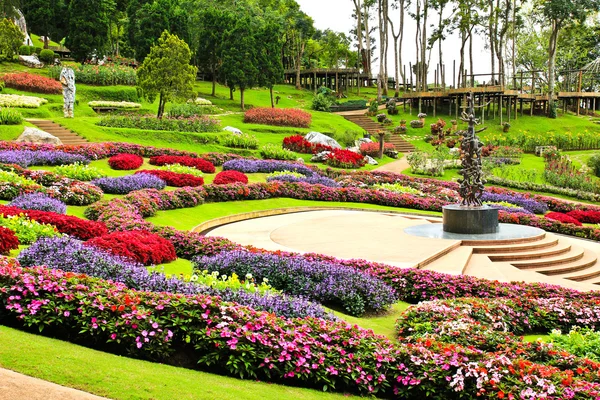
left=266, top=173, right=339, bottom=188
left=91, top=174, right=166, bottom=195
left=2, top=72, right=62, bottom=94
left=8, top=193, right=66, bottom=214
left=545, top=211, right=583, bottom=226
left=0, top=94, right=48, bottom=108
left=0, top=214, right=60, bottom=244
left=156, top=164, right=204, bottom=177
left=20, top=170, right=103, bottom=206
left=88, top=101, right=141, bottom=109
left=54, top=163, right=107, bottom=181
left=49, top=64, right=137, bottom=86
left=108, top=153, right=144, bottom=170
left=86, top=230, right=177, bottom=265
left=0, top=227, right=18, bottom=255
left=0, top=150, right=89, bottom=168
left=480, top=190, right=548, bottom=214
left=325, top=149, right=366, bottom=169
left=222, top=159, right=315, bottom=176
left=135, top=170, right=204, bottom=187
left=193, top=251, right=396, bottom=316
left=244, top=107, right=311, bottom=128
left=566, top=210, right=600, bottom=224
left=149, top=155, right=215, bottom=173
left=359, top=142, right=396, bottom=157
left=213, top=170, right=248, bottom=185
left=97, top=115, right=221, bottom=133
left=282, top=135, right=335, bottom=154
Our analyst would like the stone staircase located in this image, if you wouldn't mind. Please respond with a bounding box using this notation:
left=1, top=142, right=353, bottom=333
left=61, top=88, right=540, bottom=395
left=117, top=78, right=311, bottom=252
left=342, top=114, right=415, bottom=153
left=26, top=119, right=88, bottom=145
left=422, top=232, right=600, bottom=290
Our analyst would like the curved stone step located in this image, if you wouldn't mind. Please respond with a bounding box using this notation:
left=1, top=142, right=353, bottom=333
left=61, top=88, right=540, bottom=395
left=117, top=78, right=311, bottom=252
left=461, top=232, right=546, bottom=247
left=471, top=235, right=558, bottom=254
left=549, top=252, right=600, bottom=281
left=511, top=246, right=585, bottom=270
left=488, top=242, right=571, bottom=262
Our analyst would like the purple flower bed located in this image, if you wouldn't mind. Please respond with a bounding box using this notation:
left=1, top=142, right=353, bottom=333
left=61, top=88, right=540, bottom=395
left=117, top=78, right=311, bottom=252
left=8, top=193, right=67, bottom=214
left=193, top=250, right=397, bottom=316
left=222, top=159, right=316, bottom=176
left=0, top=150, right=89, bottom=167
left=266, top=174, right=340, bottom=188
left=484, top=202, right=533, bottom=215
left=481, top=192, right=548, bottom=214
left=17, top=236, right=332, bottom=320
left=91, top=174, right=166, bottom=195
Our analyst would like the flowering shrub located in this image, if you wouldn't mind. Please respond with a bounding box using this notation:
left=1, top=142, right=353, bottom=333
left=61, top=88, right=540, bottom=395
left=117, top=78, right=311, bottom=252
left=198, top=152, right=245, bottom=167
left=54, top=163, right=106, bottom=181
left=134, top=170, right=204, bottom=187
left=213, top=170, right=248, bottom=185
left=544, top=211, right=583, bottom=226
left=0, top=94, right=48, bottom=108
left=259, top=144, right=296, bottom=160
left=2, top=72, right=62, bottom=94
left=0, top=170, right=41, bottom=199
left=192, top=97, right=212, bottom=105
left=18, top=170, right=103, bottom=205
left=222, top=159, right=315, bottom=176
left=359, top=142, right=396, bottom=157
left=325, top=149, right=366, bottom=169
left=0, top=227, right=18, bottom=255
left=91, top=174, right=166, bottom=195
left=244, top=107, right=311, bottom=128
left=193, top=251, right=396, bottom=316
left=0, top=205, right=108, bottom=240
left=266, top=173, right=339, bottom=188
left=17, top=238, right=330, bottom=319
left=0, top=214, right=60, bottom=244
left=220, top=133, right=259, bottom=149
left=0, top=150, right=89, bottom=168
left=97, top=115, right=221, bottom=133
left=149, top=155, right=215, bottom=173
left=108, top=153, right=144, bottom=170
left=566, top=210, right=600, bottom=224
left=481, top=191, right=548, bottom=214
left=282, top=135, right=335, bottom=154
left=8, top=193, right=67, bottom=214
left=544, top=156, right=600, bottom=194
left=86, top=230, right=177, bottom=265
left=88, top=101, right=141, bottom=109
left=156, top=164, right=204, bottom=177
left=49, top=64, right=137, bottom=86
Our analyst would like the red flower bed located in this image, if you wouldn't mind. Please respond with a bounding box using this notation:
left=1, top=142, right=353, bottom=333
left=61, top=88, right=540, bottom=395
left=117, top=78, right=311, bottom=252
left=108, top=153, right=143, bottom=170
left=0, top=226, right=19, bottom=255
left=359, top=142, right=396, bottom=157
left=244, top=108, right=311, bottom=128
left=86, top=230, right=177, bottom=265
left=0, top=205, right=108, bottom=240
left=325, top=149, right=366, bottom=169
left=544, top=212, right=583, bottom=226
left=213, top=170, right=249, bottom=185
left=566, top=210, right=600, bottom=224
left=135, top=170, right=204, bottom=187
left=282, top=135, right=335, bottom=154
left=2, top=72, right=62, bottom=94
left=149, top=155, right=215, bottom=173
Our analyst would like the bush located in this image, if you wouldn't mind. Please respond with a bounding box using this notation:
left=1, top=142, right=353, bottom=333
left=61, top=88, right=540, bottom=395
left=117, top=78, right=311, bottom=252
left=54, top=163, right=107, bottom=181
left=108, top=153, right=144, bottom=170
left=134, top=170, right=204, bottom=187
left=193, top=251, right=396, bottom=316
left=0, top=94, right=48, bottom=108
left=259, top=144, right=296, bottom=160
left=0, top=150, right=89, bottom=168
left=91, top=174, right=166, bottom=195
left=88, top=101, right=141, bottom=109
left=48, top=64, right=137, bottom=86
left=38, top=49, right=55, bottom=64
left=566, top=210, right=600, bottom=224
left=97, top=115, right=221, bottom=133
left=311, top=93, right=334, bottom=112
left=8, top=193, right=66, bottom=214
left=191, top=97, right=212, bottom=105
left=386, top=98, right=398, bottom=115
left=2, top=72, right=62, bottom=94
left=156, top=164, right=204, bottom=177
left=220, top=133, right=259, bottom=149
left=0, top=226, right=18, bottom=254
left=149, top=155, right=215, bottom=173
left=359, top=142, right=396, bottom=157
left=282, top=134, right=335, bottom=154
left=78, top=86, right=139, bottom=102
left=266, top=173, right=339, bottom=187
left=0, top=107, right=22, bottom=125
left=34, top=46, right=41, bottom=55
left=325, top=149, right=366, bottom=169
left=410, top=120, right=424, bottom=128
left=18, top=45, right=30, bottom=55
left=222, top=159, right=315, bottom=176
left=244, top=107, right=311, bottom=128
left=86, top=230, right=177, bottom=265
left=213, top=170, right=248, bottom=185
left=587, top=154, right=600, bottom=177
left=167, top=103, right=219, bottom=118
left=0, top=214, right=60, bottom=244
left=544, top=211, right=583, bottom=226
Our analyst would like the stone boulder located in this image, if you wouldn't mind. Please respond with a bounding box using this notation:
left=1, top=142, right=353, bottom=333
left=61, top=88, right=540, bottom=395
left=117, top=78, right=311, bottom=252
left=19, top=55, right=43, bottom=68
left=16, top=127, right=62, bottom=145
left=364, top=155, right=378, bottom=165
left=223, top=126, right=242, bottom=135
left=355, top=138, right=372, bottom=147
left=304, top=131, right=342, bottom=149
left=311, top=151, right=331, bottom=162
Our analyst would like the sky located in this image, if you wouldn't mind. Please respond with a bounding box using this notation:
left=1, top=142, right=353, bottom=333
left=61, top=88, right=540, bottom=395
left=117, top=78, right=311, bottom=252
left=295, top=0, right=493, bottom=85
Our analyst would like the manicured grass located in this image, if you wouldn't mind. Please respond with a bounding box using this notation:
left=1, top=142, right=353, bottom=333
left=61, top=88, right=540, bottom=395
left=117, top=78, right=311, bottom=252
left=332, top=302, right=411, bottom=340
left=0, top=325, right=355, bottom=400
left=523, top=334, right=550, bottom=343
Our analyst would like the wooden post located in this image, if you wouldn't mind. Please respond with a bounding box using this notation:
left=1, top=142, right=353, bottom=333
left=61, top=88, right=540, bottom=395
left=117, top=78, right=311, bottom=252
left=500, top=95, right=503, bottom=125
left=453, top=60, right=456, bottom=89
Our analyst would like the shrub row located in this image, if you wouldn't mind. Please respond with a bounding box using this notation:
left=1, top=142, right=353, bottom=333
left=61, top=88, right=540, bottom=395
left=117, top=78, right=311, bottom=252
left=149, top=155, right=215, bottom=173
left=212, top=170, right=248, bottom=185
left=0, top=150, right=89, bottom=168
left=8, top=192, right=66, bottom=214
left=91, top=174, right=166, bottom=195
left=0, top=94, right=47, bottom=108
left=86, top=230, right=177, bottom=265
left=97, top=115, right=221, bottom=133
left=135, top=170, right=204, bottom=187
left=49, top=64, right=137, bottom=86
left=108, top=153, right=144, bottom=170
left=2, top=72, right=61, bottom=94
left=244, top=107, right=311, bottom=128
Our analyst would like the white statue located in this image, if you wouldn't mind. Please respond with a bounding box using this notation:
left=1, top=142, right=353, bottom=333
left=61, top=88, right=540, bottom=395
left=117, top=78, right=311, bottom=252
left=59, top=68, right=76, bottom=118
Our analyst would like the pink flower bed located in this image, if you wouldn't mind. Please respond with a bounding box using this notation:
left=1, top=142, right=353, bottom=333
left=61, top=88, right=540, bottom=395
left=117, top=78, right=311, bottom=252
left=2, top=72, right=62, bottom=94
left=244, top=108, right=311, bottom=128
left=148, top=155, right=215, bottom=173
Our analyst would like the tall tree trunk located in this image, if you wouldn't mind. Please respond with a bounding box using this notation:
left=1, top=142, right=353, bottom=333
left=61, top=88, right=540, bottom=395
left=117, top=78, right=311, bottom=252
left=458, top=29, right=468, bottom=87
left=240, top=88, right=245, bottom=110
left=437, top=5, right=444, bottom=87
left=547, top=19, right=560, bottom=117
left=211, top=66, right=217, bottom=96
left=421, top=0, right=428, bottom=91
left=353, top=0, right=363, bottom=95
left=415, top=0, right=421, bottom=91
left=469, top=28, right=474, bottom=85
left=488, top=0, right=495, bottom=84
left=270, top=87, right=274, bottom=108
left=295, top=38, right=305, bottom=90
left=229, top=86, right=234, bottom=101
left=398, top=0, right=405, bottom=84
left=157, top=93, right=164, bottom=119
left=388, top=14, right=401, bottom=96
left=363, top=1, right=372, bottom=77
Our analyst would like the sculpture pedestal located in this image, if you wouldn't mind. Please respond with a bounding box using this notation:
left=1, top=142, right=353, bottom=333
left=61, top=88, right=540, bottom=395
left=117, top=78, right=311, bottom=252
left=442, top=204, right=498, bottom=234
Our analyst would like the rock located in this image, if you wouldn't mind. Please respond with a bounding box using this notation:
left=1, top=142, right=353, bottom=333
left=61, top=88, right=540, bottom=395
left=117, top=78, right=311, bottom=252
left=304, top=131, right=342, bottom=149
left=347, top=146, right=361, bottom=154
left=16, top=127, right=62, bottom=145
left=311, top=151, right=331, bottom=162
left=355, top=138, right=372, bottom=147
left=223, top=126, right=242, bottom=135
left=364, top=155, right=378, bottom=165
left=19, top=55, right=43, bottom=68
left=296, top=158, right=305, bottom=164
left=385, top=150, right=399, bottom=159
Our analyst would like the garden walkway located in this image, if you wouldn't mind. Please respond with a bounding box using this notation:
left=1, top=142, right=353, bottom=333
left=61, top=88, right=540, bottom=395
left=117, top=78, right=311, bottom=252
left=25, top=119, right=88, bottom=145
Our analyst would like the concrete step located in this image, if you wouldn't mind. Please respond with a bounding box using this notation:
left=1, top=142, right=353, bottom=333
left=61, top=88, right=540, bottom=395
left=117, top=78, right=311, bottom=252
left=471, top=235, right=559, bottom=254
left=462, top=232, right=547, bottom=247
left=550, top=252, right=600, bottom=281
left=421, top=246, right=473, bottom=275
left=511, top=246, right=585, bottom=269
left=25, top=119, right=87, bottom=144
left=488, top=242, right=572, bottom=262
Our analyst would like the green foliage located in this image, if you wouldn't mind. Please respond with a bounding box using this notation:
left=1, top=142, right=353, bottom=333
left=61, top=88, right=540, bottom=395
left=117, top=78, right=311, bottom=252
left=97, top=115, right=220, bottom=134
left=311, top=93, right=334, bottom=112
left=18, top=45, right=31, bottom=55
left=77, top=86, right=139, bottom=102
left=156, top=164, right=204, bottom=177
left=39, top=49, right=55, bottom=64
left=0, top=170, right=38, bottom=187
left=587, top=154, right=600, bottom=177
left=185, top=270, right=279, bottom=295
left=65, top=0, right=110, bottom=62
left=549, top=327, right=600, bottom=362
left=259, top=144, right=296, bottom=160
left=0, top=107, right=22, bottom=125
left=167, top=103, right=219, bottom=118
left=54, top=163, right=107, bottom=181
left=0, top=214, right=60, bottom=245
left=21, top=0, right=67, bottom=52
left=137, top=31, right=197, bottom=118
left=49, top=64, right=137, bottom=86
left=220, top=132, right=259, bottom=149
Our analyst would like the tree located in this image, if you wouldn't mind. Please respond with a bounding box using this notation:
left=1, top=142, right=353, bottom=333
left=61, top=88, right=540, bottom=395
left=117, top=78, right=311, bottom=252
left=536, top=0, right=600, bottom=117
left=137, top=31, right=197, bottom=118
left=22, top=0, right=67, bottom=49
left=0, top=0, right=19, bottom=18
left=256, top=19, right=285, bottom=107
left=0, top=18, right=23, bottom=60
left=65, top=0, right=112, bottom=62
